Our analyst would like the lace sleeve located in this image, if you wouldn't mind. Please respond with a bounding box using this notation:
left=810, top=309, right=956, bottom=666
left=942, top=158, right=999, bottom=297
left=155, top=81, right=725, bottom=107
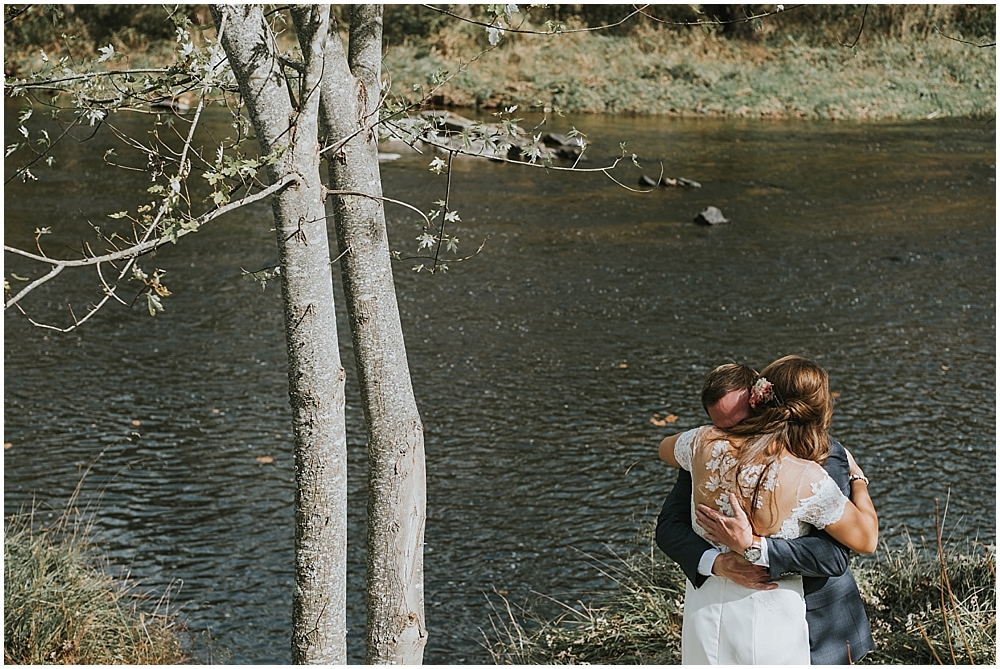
left=796, top=471, right=849, bottom=530
left=672, top=428, right=701, bottom=472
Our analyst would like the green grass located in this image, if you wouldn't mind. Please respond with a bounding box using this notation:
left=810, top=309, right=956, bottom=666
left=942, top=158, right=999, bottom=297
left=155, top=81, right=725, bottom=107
left=4, top=508, right=188, bottom=664
left=384, top=24, right=996, bottom=120
left=5, top=6, right=993, bottom=121
left=483, top=530, right=996, bottom=665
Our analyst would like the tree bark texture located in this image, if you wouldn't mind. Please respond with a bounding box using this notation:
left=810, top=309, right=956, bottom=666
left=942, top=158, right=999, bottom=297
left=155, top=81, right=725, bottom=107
left=210, top=5, right=348, bottom=663
left=317, top=4, right=428, bottom=664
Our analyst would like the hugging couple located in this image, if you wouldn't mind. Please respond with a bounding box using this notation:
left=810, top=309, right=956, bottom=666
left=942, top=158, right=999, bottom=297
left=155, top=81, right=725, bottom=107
left=656, top=355, right=877, bottom=664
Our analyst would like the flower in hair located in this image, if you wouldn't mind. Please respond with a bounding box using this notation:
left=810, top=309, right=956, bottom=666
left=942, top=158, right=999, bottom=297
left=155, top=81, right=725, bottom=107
left=749, top=377, right=780, bottom=409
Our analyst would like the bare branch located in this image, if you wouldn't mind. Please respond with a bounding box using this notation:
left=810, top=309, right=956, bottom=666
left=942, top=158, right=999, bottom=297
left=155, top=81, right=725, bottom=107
left=934, top=26, right=996, bottom=48
left=5, top=174, right=297, bottom=309
left=4, top=112, right=86, bottom=185
left=416, top=135, right=625, bottom=174
left=422, top=4, right=649, bottom=36
left=839, top=5, right=868, bottom=49
left=5, top=68, right=183, bottom=91
left=324, top=188, right=433, bottom=228
left=637, top=4, right=806, bottom=28
left=5, top=264, right=64, bottom=308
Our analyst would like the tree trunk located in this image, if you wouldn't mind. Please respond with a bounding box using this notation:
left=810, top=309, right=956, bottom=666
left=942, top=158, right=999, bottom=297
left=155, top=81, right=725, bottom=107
left=316, top=4, right=428, bottom=664
left=210, top=5, right=348, bottom=663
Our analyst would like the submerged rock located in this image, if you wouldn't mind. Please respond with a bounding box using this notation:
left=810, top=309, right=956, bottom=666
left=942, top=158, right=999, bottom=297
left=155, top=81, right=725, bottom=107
left=694, top=206, right=729, bottom=225
left=661, top=176, right=702, bottom=188
left=638, top=174, right=703, bottom=188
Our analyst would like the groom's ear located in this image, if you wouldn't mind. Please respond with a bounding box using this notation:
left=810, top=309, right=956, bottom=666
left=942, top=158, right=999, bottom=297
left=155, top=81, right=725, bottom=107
left=708, top=389, right=750, bottom=429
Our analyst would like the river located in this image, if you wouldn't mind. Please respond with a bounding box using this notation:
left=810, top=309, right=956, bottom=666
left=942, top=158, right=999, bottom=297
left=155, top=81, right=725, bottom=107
left=4, top=105, right=995, bottom=663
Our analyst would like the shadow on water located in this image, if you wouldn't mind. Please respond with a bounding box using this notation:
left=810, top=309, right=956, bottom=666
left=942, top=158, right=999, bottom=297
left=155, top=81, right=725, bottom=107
left=4, top=104, right=995, bottom=663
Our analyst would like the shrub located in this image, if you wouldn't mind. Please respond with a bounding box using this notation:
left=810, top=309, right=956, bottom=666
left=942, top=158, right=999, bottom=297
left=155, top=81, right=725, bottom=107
left=4, top=510, right=187, bottom=664
left=484, top=530, right=996, bottom=665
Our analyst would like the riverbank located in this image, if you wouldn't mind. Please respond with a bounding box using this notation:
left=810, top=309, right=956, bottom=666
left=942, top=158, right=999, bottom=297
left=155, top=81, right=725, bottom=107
left=4, top=6, right=995, bottom=121
left=4, top=510, right=188, bottom=664
left=484, top=530, right=996, bottom=664
left=384, top=23, right=995, bottom=120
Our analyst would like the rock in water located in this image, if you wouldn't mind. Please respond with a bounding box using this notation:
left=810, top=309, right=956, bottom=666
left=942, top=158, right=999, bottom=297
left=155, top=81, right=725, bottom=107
left=639, top=174, right=658, bottom=187
left=694, top=206, right=729, bottom=225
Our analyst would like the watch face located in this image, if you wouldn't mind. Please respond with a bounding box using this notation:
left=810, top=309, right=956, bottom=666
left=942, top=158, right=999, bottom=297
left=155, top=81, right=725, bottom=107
left=744, top=547, right=762, bottom=562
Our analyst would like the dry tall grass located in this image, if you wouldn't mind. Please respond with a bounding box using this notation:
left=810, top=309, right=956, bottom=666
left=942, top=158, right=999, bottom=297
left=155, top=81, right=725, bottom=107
left=483, top=526, right=996, bottom=665
left=4, top=508, right=187, bottom=664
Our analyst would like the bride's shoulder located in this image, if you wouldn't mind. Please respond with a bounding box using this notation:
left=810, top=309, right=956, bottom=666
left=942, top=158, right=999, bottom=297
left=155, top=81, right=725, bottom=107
left=674, top=424, right=725, bottom=451
left=696, top=424, right=729, bottom=441
left=777, top=454, right=828, bottom=476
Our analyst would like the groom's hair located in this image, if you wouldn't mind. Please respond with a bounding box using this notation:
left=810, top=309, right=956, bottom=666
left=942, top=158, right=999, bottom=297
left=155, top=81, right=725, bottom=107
left=701, top=363, right=758, bottom=411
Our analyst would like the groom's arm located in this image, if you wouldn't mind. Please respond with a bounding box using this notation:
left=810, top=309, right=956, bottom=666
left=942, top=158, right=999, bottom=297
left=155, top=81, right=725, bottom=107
left=764, top=437, right=852, bottom=579
left=655, top=469, right=714, bottom=587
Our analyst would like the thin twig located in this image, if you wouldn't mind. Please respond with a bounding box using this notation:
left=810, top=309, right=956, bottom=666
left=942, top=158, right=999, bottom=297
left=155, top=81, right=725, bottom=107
left=5, top=176, right=296, bottom=312
left=934, top=27, right=996, bottom=48
left=637, top=4, right=806, bottom=28
left=5, top=110, right=86, bottom=185
left=422, top=4, right=650, bottom=36
left=839, top=5, right=868, bottom=48
left=916, top=619, right=944, bottom=665
left=933, top=499, right=958, bottom=664
left=324, top=189, right=433, bottom=228
left=432, top=150, right=456, bottom=271
left=934, top=499, right=975, bottom=664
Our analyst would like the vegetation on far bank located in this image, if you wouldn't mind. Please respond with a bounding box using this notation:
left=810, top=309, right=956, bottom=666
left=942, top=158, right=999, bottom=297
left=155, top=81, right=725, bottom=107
left=385, top=24, right=995, bottom=120
left=4, top=509, right=188, bottom=664
left=484, top=528, right=997, bottom=665
left=4, top=4, right=995, bottom=121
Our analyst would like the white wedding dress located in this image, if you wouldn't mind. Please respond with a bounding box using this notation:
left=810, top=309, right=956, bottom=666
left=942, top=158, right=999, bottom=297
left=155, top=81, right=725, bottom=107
left=673, top=426, right=850, bottom=665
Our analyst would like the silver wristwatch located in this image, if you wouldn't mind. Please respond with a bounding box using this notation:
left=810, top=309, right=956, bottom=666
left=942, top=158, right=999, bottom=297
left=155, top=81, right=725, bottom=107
left=743, top=537, right=762, bottom=563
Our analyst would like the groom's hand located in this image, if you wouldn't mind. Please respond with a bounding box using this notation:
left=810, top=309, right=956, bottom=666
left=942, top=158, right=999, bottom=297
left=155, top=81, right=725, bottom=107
left=696, top=493, right=753, bottom=553
left=711, top=552, right=778, bottom=590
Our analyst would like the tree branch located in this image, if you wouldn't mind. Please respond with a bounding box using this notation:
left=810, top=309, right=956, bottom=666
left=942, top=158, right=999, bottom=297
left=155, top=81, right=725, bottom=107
left=637, top=4, right=806, bottom=28
left=422, top=4, right=649, bottom=35
left=934, top=26, right=996, bottom=48
left=839, top=5, right=868, bottom=48
left=5, top=175, right=297, bottom=309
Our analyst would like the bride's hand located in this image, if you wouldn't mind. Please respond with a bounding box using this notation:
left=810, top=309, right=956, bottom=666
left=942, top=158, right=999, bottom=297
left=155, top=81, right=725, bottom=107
left=696, top=493, right=753, bottom=554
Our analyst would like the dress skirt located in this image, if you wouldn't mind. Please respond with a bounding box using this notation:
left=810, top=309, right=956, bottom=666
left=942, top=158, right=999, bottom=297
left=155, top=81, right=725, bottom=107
left=682, top=574, right=811, bottom=665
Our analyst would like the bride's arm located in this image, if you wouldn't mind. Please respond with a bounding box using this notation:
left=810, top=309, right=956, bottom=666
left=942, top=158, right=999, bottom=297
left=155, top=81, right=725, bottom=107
left=658, top=433, right=683, bottom=467
left=821, top=454, right=878, bottom=554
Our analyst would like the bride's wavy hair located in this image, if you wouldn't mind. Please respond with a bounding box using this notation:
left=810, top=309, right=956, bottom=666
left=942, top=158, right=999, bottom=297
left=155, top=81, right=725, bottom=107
left=725, top=355, right=834, bottom=525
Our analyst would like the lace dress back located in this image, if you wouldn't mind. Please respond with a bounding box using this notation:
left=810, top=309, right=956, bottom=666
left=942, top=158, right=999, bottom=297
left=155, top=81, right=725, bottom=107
left=674, top=426, right=847, bottom=549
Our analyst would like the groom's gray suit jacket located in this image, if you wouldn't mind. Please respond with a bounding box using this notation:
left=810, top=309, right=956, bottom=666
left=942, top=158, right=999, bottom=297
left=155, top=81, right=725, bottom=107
left=655, top=437, right=875, bottom=664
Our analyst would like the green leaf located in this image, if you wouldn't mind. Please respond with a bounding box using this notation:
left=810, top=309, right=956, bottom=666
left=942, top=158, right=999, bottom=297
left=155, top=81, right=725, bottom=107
left=146, top=291, right=164, bottom=316
left=10, top=273, right=29, bottom=281
left=417, top=233, right=436, bottom=250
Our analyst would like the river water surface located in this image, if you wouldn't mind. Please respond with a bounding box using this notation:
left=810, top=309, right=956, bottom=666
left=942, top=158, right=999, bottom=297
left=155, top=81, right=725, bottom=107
left=4, top=106, right=995, bottom=663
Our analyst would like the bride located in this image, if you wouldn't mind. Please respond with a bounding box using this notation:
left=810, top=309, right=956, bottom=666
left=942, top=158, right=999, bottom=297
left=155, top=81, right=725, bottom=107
left=658, top=355, right=878, bottom=664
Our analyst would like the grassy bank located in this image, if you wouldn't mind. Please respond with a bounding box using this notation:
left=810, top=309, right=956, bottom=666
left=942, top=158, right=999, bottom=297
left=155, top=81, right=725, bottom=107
left=4, top=510, right=187, bottom=664
left=484, top=533, right=996, bottom=664
left=5, top=5, right=995, bottom=121
left=384, top=22, right=995, bottom=120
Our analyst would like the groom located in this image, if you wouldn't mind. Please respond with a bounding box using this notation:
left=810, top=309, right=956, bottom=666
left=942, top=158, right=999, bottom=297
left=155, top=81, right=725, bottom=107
left=656, top=367, right=874, bottom=664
